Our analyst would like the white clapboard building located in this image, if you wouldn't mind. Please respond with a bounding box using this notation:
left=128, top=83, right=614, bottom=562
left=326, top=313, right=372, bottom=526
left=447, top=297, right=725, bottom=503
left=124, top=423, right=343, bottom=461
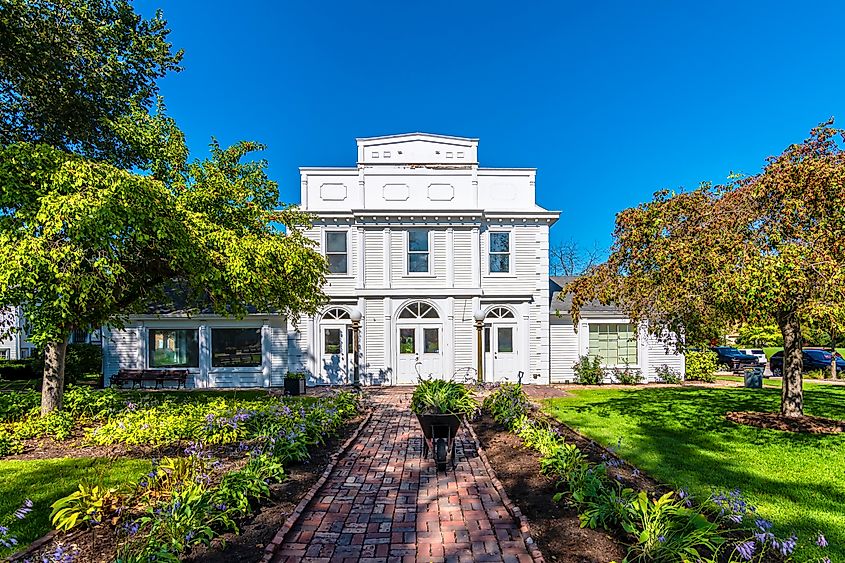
left=101, top=133, right=683, bottom=387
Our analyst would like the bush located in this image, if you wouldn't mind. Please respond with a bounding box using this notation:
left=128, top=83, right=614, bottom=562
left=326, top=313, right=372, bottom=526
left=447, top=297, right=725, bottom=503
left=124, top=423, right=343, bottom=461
left=573, top=355, right=604, bottom=385
left=482, top=383, right=530, bottom=429
left=609, top=365, right=643, bottom=385
left=684, top=350, right=718, bottom=383
left=654, top=364, right=683, bottom=384
left=0, top=359, right=37, bottom=381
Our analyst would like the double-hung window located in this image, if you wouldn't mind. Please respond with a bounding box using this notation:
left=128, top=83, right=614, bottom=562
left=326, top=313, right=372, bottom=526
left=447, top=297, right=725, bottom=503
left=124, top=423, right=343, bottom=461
left=407, top=229, right=430, bottom=273
left=326, top=231, right=348, bottom=274
left=489, top=231, right=510, bottom=273
left=588, top=323, right=638, bottom=366
left=211, top=328, right=262, bottom=367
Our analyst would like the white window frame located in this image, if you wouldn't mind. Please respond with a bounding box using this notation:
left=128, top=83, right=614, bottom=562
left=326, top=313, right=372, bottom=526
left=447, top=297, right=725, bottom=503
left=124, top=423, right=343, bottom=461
left=405, top=229, right=433, bottom=276
left=587, top=323, right=638, bottom=367
left=324, top=230, right=349, bottom=276
left=487, top=229, right=513, bottom=275
left=0, top=348, right=9, bottom=360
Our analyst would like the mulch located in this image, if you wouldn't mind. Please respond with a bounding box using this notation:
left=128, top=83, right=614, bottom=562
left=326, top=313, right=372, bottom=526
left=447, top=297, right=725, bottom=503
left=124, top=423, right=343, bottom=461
left=11, top=416, right=363, bottom=563
left=473, top=413, right=629, bottom=563
left=726, top=411, right=845, bottom=434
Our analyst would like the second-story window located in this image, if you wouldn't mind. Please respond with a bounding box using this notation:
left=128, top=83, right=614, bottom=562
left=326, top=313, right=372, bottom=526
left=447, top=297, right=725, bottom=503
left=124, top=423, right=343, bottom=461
left=326, top=231, right=348, bottom=274
left=407, top=229, right=430, bottom=273
left=489, top=231, right=510, bottom=273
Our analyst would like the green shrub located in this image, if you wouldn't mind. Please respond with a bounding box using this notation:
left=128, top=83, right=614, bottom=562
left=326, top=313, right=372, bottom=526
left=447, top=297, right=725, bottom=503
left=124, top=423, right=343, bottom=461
left=13, top=409, right=75, bottom=440
left=0, top=389, right=39, bottom=422
left=573, top=355, right=604, bottom=385
left=654, top=364, right=683, bottom=384
left=64, top=344, right=102, bottom=384
left=0, top=427, right=23, bottom=456
left=284, top=371, right=306, bottom=380
left=610, top=365, right=643, bottom=385
left=482, top=383, right=530, bottom=429
left=50, top=483, right=123, bottom=531
left=0, top=359, right=37, bottom=380
left=410, top=379, right=477, bottom=416
left=579, top=483, right=636, bottom=530
left=805, top=369, right=828, bottom=380
left=684, top=350, right=718, bottom=383
left=623, top=491, right=723, bottom=562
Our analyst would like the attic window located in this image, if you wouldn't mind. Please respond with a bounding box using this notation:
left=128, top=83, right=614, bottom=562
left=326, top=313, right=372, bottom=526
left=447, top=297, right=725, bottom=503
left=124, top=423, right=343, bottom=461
left=372, top=152, right=379, bottom=158
left=446, top=152, right=453, bottom=158
left=383, top=151, right=391, bottom=158
left=457, top=152, right=464, bottom=158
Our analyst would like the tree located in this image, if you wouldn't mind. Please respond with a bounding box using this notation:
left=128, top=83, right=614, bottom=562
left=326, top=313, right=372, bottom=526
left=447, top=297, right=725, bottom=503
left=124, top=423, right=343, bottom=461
left=736, top=325, right=783, bottom=347
left=0, top=0, right=183, bottom=168
left=0, top=135, right=327, bottom=414
left=567, top=121, right=845, bottom=417
left=549, top=239, right=602, bottom=276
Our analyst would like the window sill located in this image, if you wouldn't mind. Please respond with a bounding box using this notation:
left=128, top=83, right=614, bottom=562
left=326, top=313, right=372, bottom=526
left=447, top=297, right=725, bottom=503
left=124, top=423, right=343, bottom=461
left=402, top=273, right=437, bottom=278
left=327, top=274, right=354, bottom=279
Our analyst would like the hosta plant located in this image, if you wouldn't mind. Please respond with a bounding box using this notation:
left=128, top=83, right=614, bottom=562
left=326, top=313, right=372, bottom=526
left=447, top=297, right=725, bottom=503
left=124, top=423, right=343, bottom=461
left=51, top=483, right=123, bottom=531
left=482, top=383, right=531, bottom=429
left=410, top=379, right=478, bottom=416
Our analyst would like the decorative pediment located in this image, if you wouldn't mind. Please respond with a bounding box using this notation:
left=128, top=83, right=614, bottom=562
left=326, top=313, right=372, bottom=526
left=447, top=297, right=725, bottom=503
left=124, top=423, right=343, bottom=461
left=357, top=133, right=478, bottom=165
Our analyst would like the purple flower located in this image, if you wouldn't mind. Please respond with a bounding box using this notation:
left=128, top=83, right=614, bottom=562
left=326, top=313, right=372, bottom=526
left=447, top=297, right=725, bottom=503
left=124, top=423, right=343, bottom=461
left=657, top=535, right=666, bottom=543
left=14, top=499, right=33, bottom=519
left=755, top=518, right=773, bottom=532
left=736, top=540, right=756, bottom=561
left=779, top=534, right=797, bottom=556
left=817, top=533, right=828, bottom=548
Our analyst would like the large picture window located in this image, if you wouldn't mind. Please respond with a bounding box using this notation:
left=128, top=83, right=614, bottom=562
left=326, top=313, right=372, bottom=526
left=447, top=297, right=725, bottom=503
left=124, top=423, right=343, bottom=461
left=212, top=328, right=262, bottom=367
left=588, top=323, right=637, bottom=366
left=148, top=329, right=199, bottom=368
left=489, top=231, right=510, bottom=273
left=407, top=229, right=430, bottom=273
left=326, top=231, right=348, bottom=274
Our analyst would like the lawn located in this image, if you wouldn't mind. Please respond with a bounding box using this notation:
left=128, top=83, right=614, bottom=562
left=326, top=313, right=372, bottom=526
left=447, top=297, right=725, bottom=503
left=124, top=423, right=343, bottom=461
left=545, top=383, right=845, bottom=562
left=0, top=457, right=151, bottom=558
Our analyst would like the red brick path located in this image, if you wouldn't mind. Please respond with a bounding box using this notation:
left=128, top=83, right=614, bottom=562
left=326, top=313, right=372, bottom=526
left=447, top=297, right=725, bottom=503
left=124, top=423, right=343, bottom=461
left=271, top=389, right=533, bottom=563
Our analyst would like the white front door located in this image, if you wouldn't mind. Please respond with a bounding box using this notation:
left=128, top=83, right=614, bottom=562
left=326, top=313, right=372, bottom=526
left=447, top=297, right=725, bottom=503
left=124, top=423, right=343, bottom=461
left=320, top=325, right=348, bottom=385
left=484, top=324, right=518, bottom=382
left=396, top=324, right=443, bottom=384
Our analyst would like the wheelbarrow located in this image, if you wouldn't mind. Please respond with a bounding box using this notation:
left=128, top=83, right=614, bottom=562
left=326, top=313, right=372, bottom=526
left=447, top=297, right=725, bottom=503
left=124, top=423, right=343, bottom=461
left=416, top=413, right=463, bottom=471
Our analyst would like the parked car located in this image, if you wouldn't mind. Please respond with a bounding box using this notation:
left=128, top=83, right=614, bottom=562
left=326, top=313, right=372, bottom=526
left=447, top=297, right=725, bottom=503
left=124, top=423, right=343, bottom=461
left=740, top=348, right=767, bottom=366
left=768, top=349, right=845, bottom=377
left=710, top=346, right=763, bottom=373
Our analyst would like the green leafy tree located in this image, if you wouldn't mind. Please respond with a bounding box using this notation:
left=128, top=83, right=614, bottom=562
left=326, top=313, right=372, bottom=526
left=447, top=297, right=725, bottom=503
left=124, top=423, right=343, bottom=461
left=0, top=136, right=327, bottom=414
left=736, top=325, right=783, bottom=347
left=567, top=121, right=845, bottom=417
left=0, top=0, right=183, bottom=168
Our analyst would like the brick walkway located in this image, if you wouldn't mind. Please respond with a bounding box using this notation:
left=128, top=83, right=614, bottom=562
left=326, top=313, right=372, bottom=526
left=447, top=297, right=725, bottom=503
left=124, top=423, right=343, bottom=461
left=271, top=389, right=532, bottom=563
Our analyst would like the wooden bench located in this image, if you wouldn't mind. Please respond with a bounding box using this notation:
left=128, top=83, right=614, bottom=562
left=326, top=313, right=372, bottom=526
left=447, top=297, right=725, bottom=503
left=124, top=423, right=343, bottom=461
left=109, top=369, right=189, bottom=389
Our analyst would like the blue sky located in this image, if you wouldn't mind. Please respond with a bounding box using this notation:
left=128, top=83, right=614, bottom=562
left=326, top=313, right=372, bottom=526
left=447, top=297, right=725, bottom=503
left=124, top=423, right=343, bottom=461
left=136, top=0, right=845, bottom=255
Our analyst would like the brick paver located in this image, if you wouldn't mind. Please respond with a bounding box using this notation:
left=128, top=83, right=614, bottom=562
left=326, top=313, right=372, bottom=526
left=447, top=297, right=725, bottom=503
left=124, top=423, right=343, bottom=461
left=271, top=389, right=533, bottom=563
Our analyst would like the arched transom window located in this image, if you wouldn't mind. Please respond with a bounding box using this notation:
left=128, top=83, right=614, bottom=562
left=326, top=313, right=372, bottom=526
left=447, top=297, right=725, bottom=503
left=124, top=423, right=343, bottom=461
left=486, top=306, right=515, bottom=319
left=398, top=302, right=439, bottom=319
left=322, top=307, right=350, bottom=320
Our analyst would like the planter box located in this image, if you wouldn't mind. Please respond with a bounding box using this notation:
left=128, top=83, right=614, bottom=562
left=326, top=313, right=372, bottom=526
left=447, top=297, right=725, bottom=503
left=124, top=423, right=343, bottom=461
left=284, top=377, right=306, bottom=396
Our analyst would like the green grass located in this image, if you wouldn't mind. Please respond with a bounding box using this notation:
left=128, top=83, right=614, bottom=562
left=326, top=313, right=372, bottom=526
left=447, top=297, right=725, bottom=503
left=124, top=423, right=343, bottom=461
left=545, top=384, right=845, bottom=562
left=0, top=457, right=151, bottom=557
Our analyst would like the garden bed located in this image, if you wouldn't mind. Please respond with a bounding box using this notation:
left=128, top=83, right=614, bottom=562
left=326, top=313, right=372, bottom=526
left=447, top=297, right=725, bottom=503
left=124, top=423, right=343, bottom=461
left=726, top=410, right=845, bottom=434
left=474, top=413, right=628, bottom=563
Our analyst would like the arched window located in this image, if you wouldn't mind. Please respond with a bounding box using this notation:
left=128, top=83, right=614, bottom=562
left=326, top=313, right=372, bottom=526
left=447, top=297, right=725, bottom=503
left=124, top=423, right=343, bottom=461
left=486, top=306, right=515, bottom=319
left=322, top=307, right=350, bottom=320
left=398, top=302, right=439, bottom=319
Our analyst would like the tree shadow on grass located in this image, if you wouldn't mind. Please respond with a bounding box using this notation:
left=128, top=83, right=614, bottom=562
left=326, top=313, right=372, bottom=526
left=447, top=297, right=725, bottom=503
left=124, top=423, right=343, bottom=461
left=547, top=386, right=845, bottom=561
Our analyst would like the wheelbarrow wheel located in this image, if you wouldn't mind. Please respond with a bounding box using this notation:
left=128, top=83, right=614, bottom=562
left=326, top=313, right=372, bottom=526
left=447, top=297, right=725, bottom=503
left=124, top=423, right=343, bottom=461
left=435, top=437, right=448, bottom=471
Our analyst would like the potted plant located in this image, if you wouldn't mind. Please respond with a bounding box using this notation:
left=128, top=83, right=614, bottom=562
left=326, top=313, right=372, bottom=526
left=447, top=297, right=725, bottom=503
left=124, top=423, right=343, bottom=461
left=284, top=371, right=306, bottom=396
left=411, top=379, right=478, bottom=471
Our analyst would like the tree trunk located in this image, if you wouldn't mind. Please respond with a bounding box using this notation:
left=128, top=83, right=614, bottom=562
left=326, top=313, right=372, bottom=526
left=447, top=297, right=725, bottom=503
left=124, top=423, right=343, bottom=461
left=778, top=312, right=803, bottom=418
left=831, top=328, right=838, bottom=381
left=41, top=341, right=67, bottom=416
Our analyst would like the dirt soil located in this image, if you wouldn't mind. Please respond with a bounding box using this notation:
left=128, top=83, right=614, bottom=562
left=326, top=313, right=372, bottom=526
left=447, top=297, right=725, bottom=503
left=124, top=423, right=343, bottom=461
left=727, top=411, right=845, bottom=434
left=13, top=416, right=362, bottom=563
left=473, top=413, right=629, bottom=563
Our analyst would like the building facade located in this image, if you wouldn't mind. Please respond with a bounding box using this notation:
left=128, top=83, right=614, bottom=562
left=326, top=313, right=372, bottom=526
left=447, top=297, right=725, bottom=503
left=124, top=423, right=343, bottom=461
left=290, top=133, right=559, bottom=386
left=101, top=133, right=682, bottom=387
left=0, top=307, right=36, bottom=360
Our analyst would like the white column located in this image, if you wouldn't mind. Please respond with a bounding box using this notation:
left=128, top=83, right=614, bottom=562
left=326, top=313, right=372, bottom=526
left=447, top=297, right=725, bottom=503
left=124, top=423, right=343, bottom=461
left=521, top=301, right=531, bottom=380
left=383, top=297, right=392, bottom=385
left=446, top=227, right=455, bottom=288
left=471, top=227, right=481, bottom=288
left=261, top=323, right=272, bottom=388
left=446, top=296, right=455, bottom=377
left=356, top=227, right=365, bottom=290
left=383, top=228, right=391, bottom=288
left=198, top=325, right=211, bottom=389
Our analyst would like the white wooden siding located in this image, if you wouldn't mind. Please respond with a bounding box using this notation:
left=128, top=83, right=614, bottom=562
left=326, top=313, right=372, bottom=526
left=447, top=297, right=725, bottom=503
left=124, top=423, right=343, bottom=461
left=363, top=230, right=384, bottom=287
left=645, top=335, right=685, bottom=381
left=550, top=321, right=580, bottom=383
left=453, top=230, right=474, bottom=287
left=363, top=299, right=386, bottom=384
